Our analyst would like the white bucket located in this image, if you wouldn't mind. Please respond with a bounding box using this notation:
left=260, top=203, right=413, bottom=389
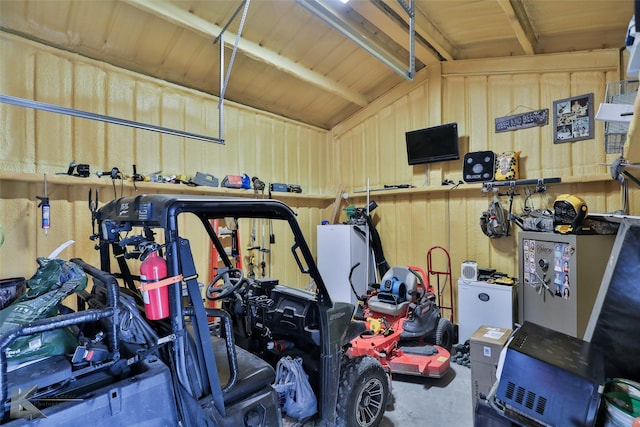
left=603, top=378, right=640, bottom=427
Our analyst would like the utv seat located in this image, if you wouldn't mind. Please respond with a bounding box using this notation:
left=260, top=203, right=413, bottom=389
left=211, top=335, right=276, bottom=405
left=367, top=266, right=419, bottom=317
left=185, top=320, right=275, bottom=406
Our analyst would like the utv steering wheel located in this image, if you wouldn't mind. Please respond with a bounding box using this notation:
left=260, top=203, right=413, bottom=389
left=206, top=268, right=246, bottom=301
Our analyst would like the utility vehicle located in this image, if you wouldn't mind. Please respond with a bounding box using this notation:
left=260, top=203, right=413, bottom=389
left=1, top=194, right=390, bottom=426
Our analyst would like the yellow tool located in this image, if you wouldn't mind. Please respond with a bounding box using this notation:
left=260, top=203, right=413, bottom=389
left=366, top=317, right=394, bottom=335
left=488, top=276, right=515, bottom=286
left=367, top=317, right=383, bottom=334
left=553, top=194, right=588, bottom=234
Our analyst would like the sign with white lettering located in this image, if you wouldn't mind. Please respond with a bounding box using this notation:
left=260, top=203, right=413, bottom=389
left=495, top=109, right=549, bottom=133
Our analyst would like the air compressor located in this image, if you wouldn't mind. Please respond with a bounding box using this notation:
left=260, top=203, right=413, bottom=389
left=140, top=247, right=170, bottom=320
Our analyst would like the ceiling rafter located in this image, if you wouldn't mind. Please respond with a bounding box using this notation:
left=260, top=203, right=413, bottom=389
left=380, top=0, right=455, bottom=61
left=124, top=0, right=368, bottom=107
left=496, top=0, right=537, bottom=55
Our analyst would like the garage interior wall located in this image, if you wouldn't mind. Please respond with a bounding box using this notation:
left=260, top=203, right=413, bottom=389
left=1, top=32, right=637, bottom=317
left=0, top=33, right=332, bottom=284
left=327, top=48, right=636, bottom=292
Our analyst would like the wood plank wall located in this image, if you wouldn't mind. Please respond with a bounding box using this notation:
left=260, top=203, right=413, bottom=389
left=0, top=33, right=331, bottom=284
left=1, top=33, right=636, bottom=321
left=330, top=50, right=637, bottom=320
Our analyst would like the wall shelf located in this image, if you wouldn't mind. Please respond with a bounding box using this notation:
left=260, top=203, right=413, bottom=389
left=0, top=171, right=617, bottom=204
left=343, top=174, right=615, bottom=200
left=0, top=172, right=335, bottom=203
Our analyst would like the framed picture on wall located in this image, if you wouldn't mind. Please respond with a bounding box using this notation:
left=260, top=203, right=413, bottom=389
left=553, top=93, right=594, bottom=144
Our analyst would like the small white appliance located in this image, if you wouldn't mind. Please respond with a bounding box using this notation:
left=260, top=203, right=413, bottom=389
left=457, top=278, right=518, bottom=344
left=460, top=260, right=478, bottom=281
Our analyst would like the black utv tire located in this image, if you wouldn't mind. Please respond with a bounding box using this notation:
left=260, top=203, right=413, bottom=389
left=435, top=317, right=454, bottom=353
left=336, top=355, right=389, bottom=427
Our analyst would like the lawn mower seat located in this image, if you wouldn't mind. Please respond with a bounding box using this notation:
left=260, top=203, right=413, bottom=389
left=367, top=267, right=418, bottom=317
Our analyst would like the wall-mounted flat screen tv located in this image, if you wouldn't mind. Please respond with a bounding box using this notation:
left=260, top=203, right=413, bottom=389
left=405, top=122, right=459, bottom=165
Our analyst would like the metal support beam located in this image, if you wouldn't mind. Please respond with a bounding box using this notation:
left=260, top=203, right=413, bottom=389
left=216, top=0, right=251, bottom=141
left=0, top=94, right=225, bottom=144
left=297, top=0, right=415, bottom=81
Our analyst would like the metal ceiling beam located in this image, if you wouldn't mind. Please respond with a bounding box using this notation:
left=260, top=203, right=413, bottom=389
left=124, top=0, right=368, bottom=107
left=497, top=0, right=537, bottom=55
left=349, top=0, right=439, bottom=66
left=216, top=0, right=252, bottom=142
left=297, top=0, right=414, bottom=81
left=381, top=0, right=455, bottom=61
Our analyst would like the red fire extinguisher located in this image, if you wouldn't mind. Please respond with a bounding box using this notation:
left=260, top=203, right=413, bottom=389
left=140, top=249, right=170, bottom=320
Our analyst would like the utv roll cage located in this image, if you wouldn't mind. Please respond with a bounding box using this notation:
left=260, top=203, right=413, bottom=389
left=94, top=194, right=342, bottom=423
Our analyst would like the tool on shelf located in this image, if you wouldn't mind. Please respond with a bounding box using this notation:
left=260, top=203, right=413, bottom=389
left=96, top=167, right=124, bottom=198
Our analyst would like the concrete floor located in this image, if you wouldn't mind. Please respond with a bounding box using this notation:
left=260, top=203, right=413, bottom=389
left=381, top=363, right=473, bottom=427
left=283, top=362, right=473, bottom=427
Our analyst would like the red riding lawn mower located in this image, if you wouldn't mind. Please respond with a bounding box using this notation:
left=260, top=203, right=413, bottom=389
left=347, top=265, right=454, bottom=378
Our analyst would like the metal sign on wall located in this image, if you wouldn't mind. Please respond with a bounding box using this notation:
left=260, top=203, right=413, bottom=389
left=495, top=109, right=549, bottom=133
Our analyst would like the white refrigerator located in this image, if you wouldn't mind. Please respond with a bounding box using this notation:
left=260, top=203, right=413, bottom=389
left=317, top=224, right=376, bottom=306
left=457, top=278, right=519, bottom=344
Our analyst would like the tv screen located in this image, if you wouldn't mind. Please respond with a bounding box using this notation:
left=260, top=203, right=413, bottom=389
left=405, top=122, right=459, bottom=165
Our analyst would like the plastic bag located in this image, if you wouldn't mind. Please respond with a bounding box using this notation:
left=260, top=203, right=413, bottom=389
left=0, top=257, right=87, bottom=363
left=0, top=277, right=27, bottom=309
left=273, top=356, right=317, bottom=420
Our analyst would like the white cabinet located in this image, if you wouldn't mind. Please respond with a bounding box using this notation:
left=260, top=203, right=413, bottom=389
left=317, top=224, right=376, bottom=306
left=457, top=279, right=519, bottom=344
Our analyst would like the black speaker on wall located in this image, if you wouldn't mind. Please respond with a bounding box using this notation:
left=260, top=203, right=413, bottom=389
left=463, top=151, right=495, bottom=183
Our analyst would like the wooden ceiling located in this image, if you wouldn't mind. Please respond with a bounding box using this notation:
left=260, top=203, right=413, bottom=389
left=0, top=0, right=634, bottom=129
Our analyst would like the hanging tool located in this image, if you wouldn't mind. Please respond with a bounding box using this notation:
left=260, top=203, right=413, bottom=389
left=130, top=164, right=145, bottom=191
left=130, top=164, right=145, bottom=182
left=89, top=188, right=100, bottom=244
left=244, top=177, right=265, bottom=279
left=96, top=167, right=124, bottom=199
left=36, top=174, right=50, bottom=235
left=262, top=178, right=275, bottom=256
left=260, top=212, right=267, bottom=278
left=262, top=179, right=276, bottom=277
left=246, top=218, right=257, bottom=279
left=248, top=176, right=271, bottom=277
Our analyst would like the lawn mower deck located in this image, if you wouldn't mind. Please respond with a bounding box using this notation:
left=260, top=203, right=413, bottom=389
left=348, top=317, right=451, bottom=378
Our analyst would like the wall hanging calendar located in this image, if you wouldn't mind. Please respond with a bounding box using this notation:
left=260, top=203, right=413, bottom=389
left=553, top=93, right=594, bottom=143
